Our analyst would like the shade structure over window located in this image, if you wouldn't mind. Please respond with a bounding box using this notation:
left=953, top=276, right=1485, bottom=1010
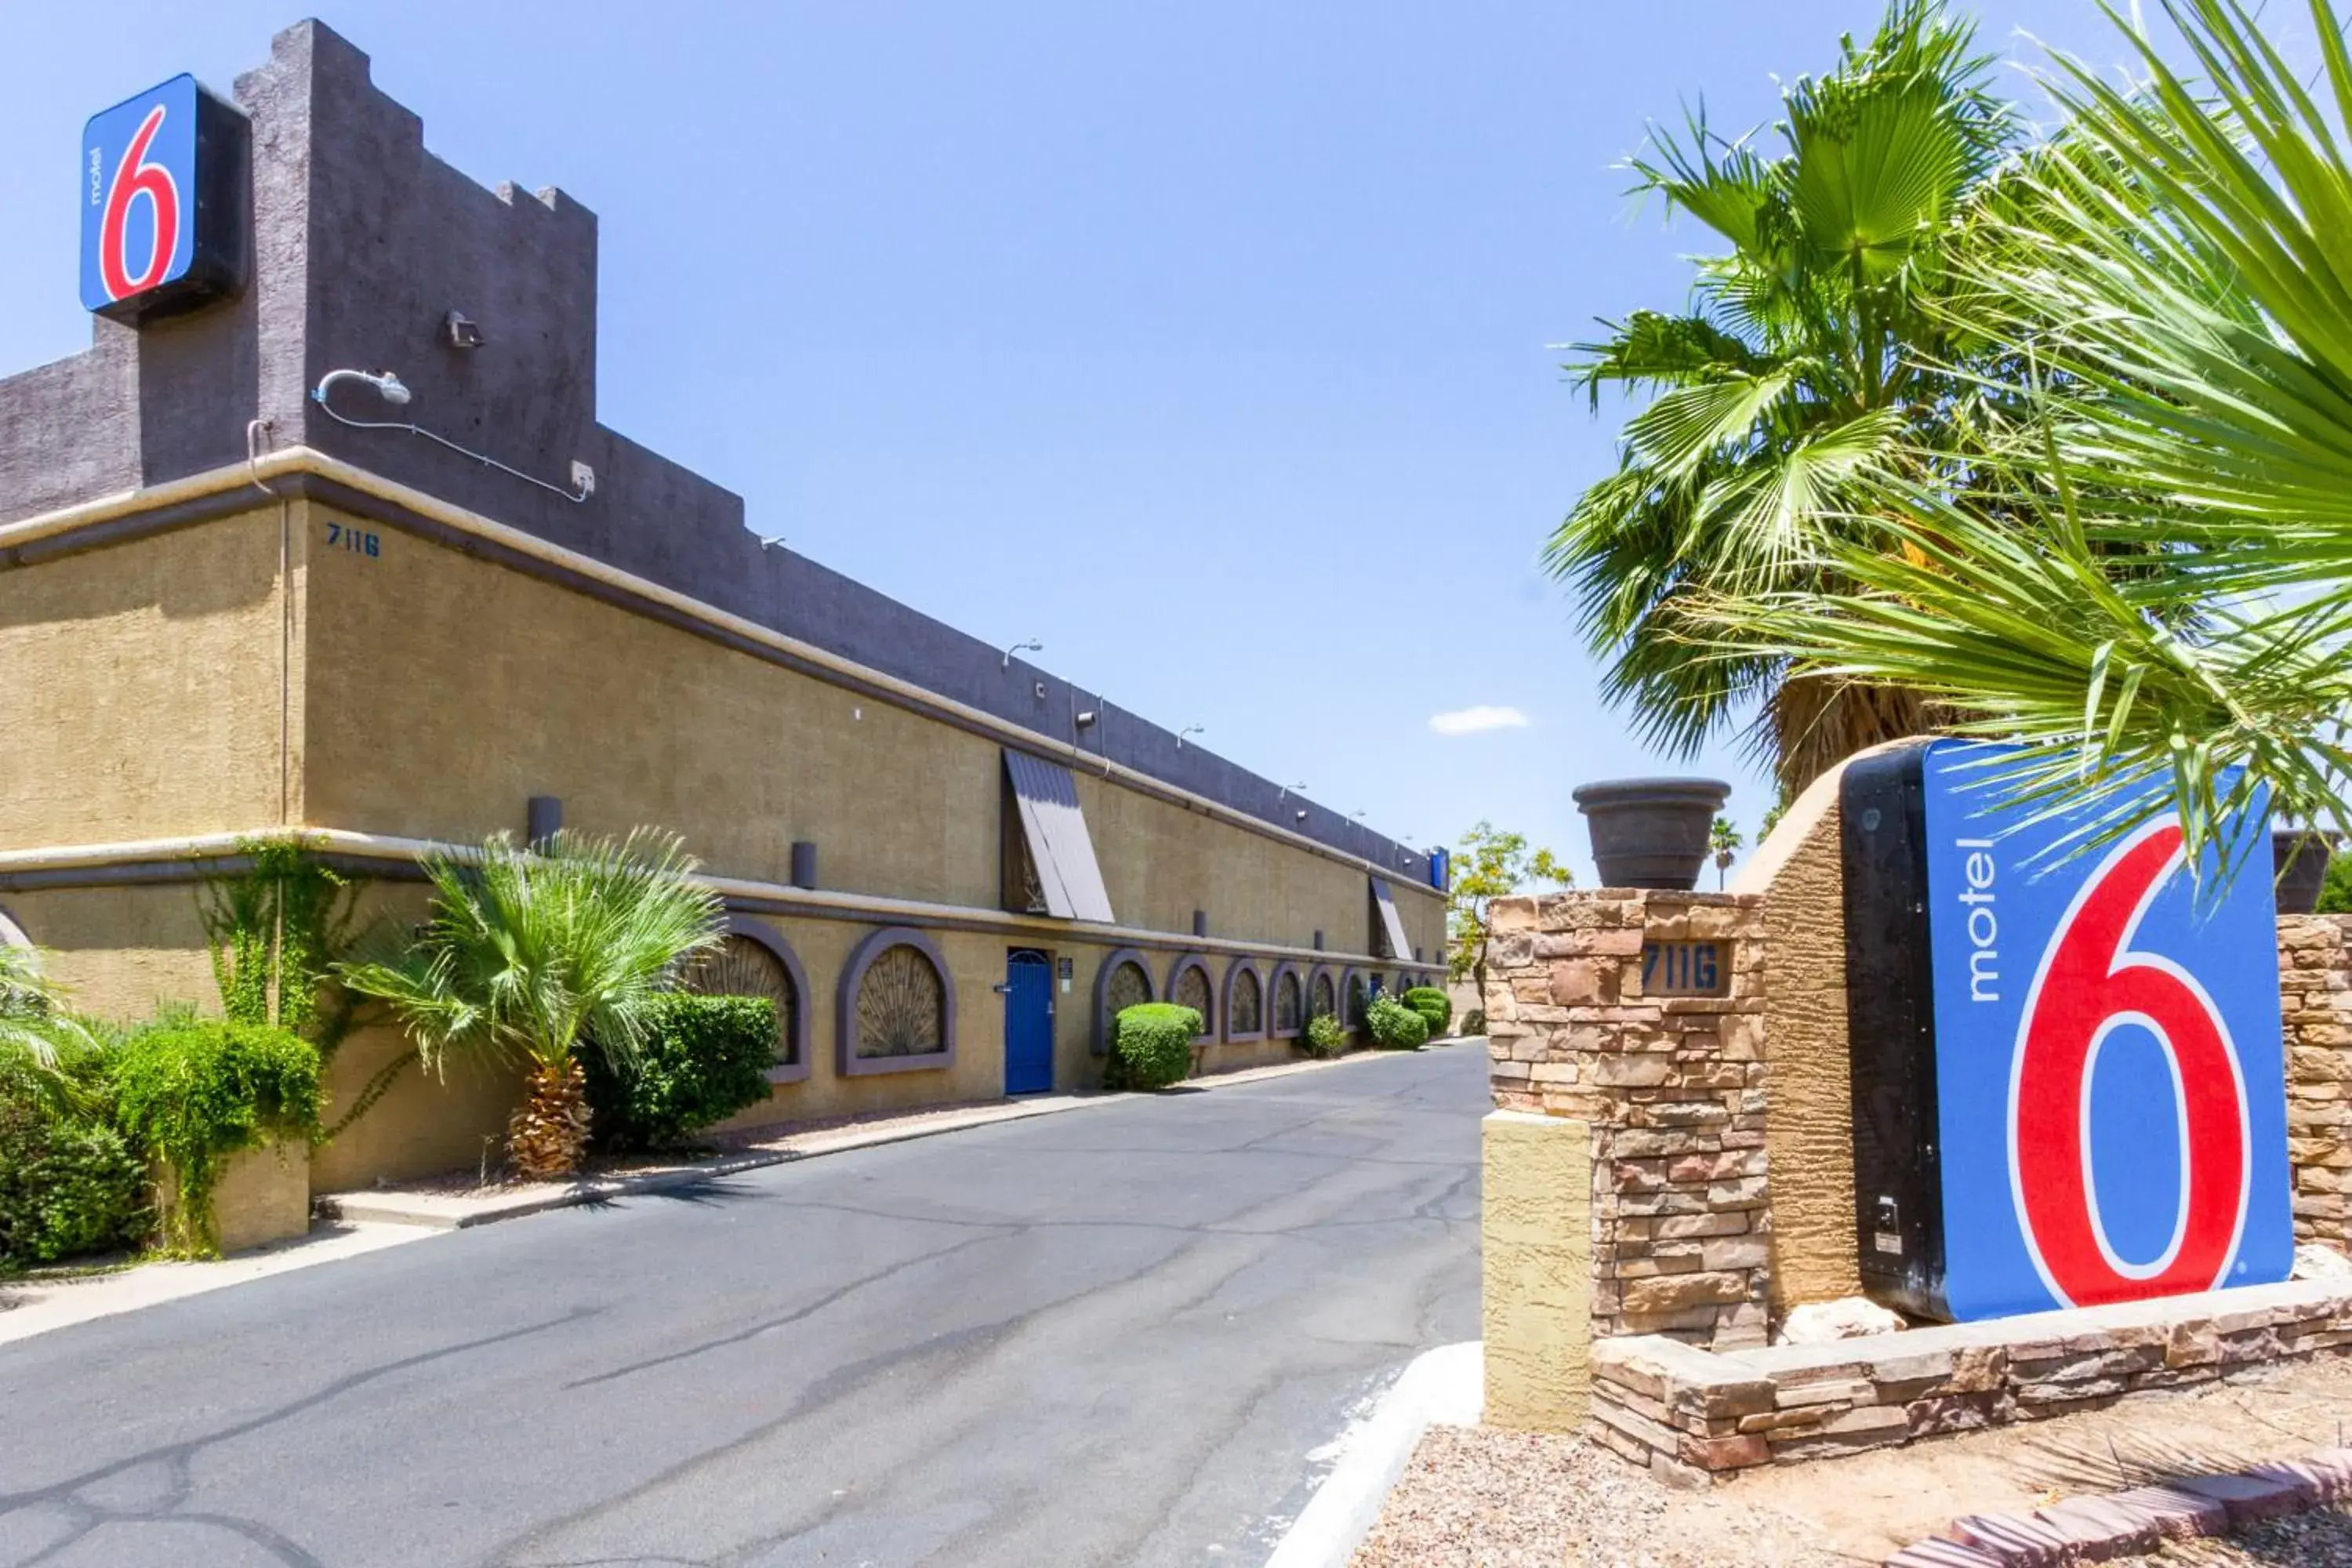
left=1004, top=750, right=1116, bottom=924
left=1370, top=876, right=1411, bottom=961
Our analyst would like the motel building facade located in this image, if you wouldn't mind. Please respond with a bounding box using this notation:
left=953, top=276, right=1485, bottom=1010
left=0, top=22, right=1446, bottom=1202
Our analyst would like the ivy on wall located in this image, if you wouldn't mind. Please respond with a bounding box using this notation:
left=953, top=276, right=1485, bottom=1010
left=196, top=837, right=387, bottom=1138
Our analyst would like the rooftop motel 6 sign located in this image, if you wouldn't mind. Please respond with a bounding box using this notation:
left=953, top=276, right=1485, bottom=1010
left=1844, top=740, right=2293, bottom=1323
left=79, top=74, right=246, bottom=322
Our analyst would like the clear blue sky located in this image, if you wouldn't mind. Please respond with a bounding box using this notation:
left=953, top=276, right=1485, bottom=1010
left=0, top=3, right=2148, bottom=881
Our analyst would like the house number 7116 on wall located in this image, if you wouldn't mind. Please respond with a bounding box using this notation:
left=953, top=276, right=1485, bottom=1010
left=324, top=522, right=380, bottom=557
left=1642, top=941, right=1724, bottom=996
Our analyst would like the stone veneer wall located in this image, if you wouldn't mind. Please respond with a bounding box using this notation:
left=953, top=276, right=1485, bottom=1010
left=1589, top=1278, right=2352, bottom=1485
left=2279, top=913, right=2352, bottom=1250
left=1484, top=890, right=1772, bottom=1352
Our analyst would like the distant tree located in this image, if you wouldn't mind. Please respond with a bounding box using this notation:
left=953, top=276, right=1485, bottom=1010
left=1709, top=816, right=1744, bottom=890
left=1447, top=823, right=1571, bottom=1003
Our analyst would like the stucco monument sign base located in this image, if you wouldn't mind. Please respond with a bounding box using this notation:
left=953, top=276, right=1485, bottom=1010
left=1477, top=747, right=2352, bottom=1486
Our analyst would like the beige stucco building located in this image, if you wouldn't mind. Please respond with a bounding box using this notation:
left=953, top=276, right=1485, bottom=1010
left=0, top=22, right=1446, bottom=1191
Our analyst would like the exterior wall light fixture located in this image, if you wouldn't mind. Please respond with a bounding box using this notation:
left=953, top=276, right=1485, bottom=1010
left=311, top=366, right=591, bottom=504
left=1004, top=638, right=1044, bottom=670
left=1178, top=725, right=1204, bottom=750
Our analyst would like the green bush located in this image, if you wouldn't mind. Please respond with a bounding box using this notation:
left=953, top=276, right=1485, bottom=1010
left=1367, top=994, right=1430, bottom=1051
left=1403, top=986, right=1452, bottom=1037
left=2319, top=850, right=2352, bottom=913
left=109, top=1019, right=321, bottom=1257
left=1462, top=1008, right=1487, bottom=1036
left=0, top=1059, right=146, bottom=1271
left=583, top=993, right=778, bottom=1152
left=1298, top=1012, right=1346, bottom=1058
left=1108, top=1003, right=1198, bottom=1091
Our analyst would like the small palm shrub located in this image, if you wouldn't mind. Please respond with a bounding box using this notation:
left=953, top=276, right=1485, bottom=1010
left=1107, top=1003, right=1198, bottom=1091
left=337, top=829, right=725, bottom=1180
left=583, top=994, right=776, bottom=1152
left=0, top=1055, right=145, bottom=1271
left=109, top=1019, right=321, bottom=1256
left=1298, top=1011, right=1346, bottom=1058
left=1462, top=1009, right=1487, bottom=1037
left=1403, top=987, right=1452, bottom=1037
left=1367, top=994, right=1430, bottom=1051
left=0, top=946, right=97, bottom=1107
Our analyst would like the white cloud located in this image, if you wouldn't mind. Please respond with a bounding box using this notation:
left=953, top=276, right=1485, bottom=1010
left=1427, top=705, right=1531, bottom=737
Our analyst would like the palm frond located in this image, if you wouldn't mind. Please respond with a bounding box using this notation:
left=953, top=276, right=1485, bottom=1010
left=0, top=945, right=99, bottom=1109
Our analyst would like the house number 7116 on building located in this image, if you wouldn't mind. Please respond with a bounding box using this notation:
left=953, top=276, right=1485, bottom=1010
left=324, top=522, right=380, bottom=557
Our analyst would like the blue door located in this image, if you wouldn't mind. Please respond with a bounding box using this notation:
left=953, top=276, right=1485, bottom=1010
left=1004, top=949, right=1054, bottom=1095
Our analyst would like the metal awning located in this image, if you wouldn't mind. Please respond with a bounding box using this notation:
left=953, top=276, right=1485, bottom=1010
left=1370, top=877, right=1411, bottom=961
left=1004, top=750, right=1116, bottom=924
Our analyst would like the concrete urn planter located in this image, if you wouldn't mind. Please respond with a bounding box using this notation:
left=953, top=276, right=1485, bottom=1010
left=2275, top=829, right=2336, bottom=916
left=1573, top=777, right=1731, bottom=891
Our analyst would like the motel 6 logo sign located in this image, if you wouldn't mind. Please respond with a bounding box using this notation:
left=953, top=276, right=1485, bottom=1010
left=1922, top=742, right=2294, bottom=1321
left=80, top=74, right=243, bottom=321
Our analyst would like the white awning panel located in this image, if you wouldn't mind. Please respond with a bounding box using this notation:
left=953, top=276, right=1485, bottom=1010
left=1370, top=877, right=1411, bottom=961
left=1004, top=750, right=1116, bottom=924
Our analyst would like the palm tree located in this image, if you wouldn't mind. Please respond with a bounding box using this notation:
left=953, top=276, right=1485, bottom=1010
left=1547, top=0, right=2020, bottom=797
left=0, top=945, right=97, bottom=1105
left=1688, top=0, right=2352, bottom=873
left=336, top=829, right=725, bottom=1179
left=1709, top=816, right=1744, bottom=890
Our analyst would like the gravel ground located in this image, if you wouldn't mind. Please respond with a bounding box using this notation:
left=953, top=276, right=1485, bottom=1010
left=1348, top=1425, right=1846, bottom=1567
left=2156, top=1504, right=2352, bottom=1566
left=1352, top=1425, right=2352, bottom=1567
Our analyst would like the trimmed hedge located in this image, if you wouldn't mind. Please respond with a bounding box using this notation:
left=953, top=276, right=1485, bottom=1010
left=584, top=993, right=778, bottom=1152
left=1298, top=1012, right=1346, bottom=1058
left=1403, top=986, right=1452, bottom=1037
left=109, top=1019, right=321, bottom=1256
left=1366, top=994, right=1430, bottom=1051
left=0, top=1060, right=146, bottom=1271
left=1108, top=1003, right=1198, bottom=1091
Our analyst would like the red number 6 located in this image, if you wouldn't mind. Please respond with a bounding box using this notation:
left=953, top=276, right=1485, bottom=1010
left=2009, top=822, right=2250, bottom=1305
left=100, top=104, right=180, bottom=301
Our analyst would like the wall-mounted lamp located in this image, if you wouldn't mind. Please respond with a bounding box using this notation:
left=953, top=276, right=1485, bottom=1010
left=1279, top=782, right=1307, bottom=803
left=444, top=310, right=485, bottom=350
left=1178, top=725, right=1205, bottom=750
left=314, top=368, right=411, bottom=407
left=1004, top=638, right=1044, bottom=670
left=1295, top=808, right=1309, bottom=822
left=757, top=533, right=787, bottom=551
left=313, top=366, right=590, bottom=504
left=1074, top=710, right=1099, bottom=728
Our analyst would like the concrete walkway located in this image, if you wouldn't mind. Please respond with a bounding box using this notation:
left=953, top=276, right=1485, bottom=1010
left=0, top=1044, right=1484, bottom=1568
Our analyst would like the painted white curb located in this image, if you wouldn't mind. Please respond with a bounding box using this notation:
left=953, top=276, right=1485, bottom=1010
left=1263, top=1340, right=1483, bottom=1568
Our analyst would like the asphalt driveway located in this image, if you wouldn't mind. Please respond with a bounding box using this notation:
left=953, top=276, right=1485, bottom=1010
left=0, top=1045, right=1483, bottom=1568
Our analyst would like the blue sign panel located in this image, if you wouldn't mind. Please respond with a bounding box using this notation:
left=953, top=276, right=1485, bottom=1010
left=81, top=75, right=200, bottom=314
left=79, top=74, right=245, bottom=321
left=1918, top=741, right=2292, bottom=1320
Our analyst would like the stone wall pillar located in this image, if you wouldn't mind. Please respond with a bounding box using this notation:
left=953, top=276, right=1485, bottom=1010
left=2280, top=913, right=2352, bottom=1250
left=1484, top=889, right=1772, bottom=1354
